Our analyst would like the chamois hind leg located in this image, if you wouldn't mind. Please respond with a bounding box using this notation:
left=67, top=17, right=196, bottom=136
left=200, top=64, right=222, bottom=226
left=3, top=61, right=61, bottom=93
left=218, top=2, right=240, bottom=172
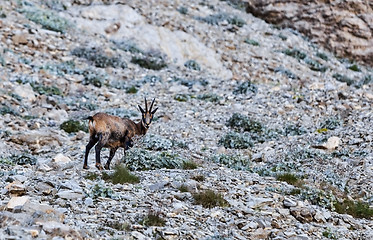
left=104, top=147, right=118, bottom=170
left=94, top=133, right=109, bottom=170
left=83, top=136, right=98, bottom=169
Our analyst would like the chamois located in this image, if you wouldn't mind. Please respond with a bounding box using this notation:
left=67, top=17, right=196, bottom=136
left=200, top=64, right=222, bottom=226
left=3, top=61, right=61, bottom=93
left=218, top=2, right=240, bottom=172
left=83, top=98, right=158, bottom=170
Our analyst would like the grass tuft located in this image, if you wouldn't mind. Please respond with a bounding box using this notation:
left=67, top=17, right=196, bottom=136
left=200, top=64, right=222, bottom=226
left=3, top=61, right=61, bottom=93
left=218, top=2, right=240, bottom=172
left=140, top=211, right=166, bottom=226
left=193, top=190, right=229, bottom=208
left=182, top=161, right=198, bottom=170
left=276, top=173, right=302, bottom=186
left=102, top=164, right=140, bottom=184
left=334, top=199, right=373, bottom=219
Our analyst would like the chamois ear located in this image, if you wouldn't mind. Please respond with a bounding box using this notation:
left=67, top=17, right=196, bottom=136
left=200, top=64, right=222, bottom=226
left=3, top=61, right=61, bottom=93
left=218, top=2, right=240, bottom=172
left=151, top=108, right=158, bottom=114
left=138, top=105, right=145, bottom=113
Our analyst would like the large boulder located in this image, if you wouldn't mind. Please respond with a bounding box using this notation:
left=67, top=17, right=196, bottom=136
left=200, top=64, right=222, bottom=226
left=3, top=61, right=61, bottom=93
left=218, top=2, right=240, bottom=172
left=244, top=0, right=373, bottom=66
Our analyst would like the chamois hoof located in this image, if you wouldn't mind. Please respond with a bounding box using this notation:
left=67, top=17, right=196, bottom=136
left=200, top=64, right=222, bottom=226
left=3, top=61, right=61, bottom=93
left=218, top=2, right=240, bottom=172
left=104, top=164, right=110, bottom=170
left=95, top=163, right=103, bottom=170
left=83, top=165, right=89, bottom=170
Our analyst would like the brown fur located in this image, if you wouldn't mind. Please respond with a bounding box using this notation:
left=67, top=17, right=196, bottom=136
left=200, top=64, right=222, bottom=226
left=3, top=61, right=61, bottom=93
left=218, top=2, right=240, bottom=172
left=83, top=98, right=158, bottom=170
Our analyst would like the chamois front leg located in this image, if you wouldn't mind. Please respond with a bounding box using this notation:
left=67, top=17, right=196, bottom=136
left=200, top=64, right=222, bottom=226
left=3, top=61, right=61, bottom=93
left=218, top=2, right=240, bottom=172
left=95, top=133, right=108, bottom=170
left=104, top=147, right=118, bottom=170
left=83, top=137, right=98, bottom=169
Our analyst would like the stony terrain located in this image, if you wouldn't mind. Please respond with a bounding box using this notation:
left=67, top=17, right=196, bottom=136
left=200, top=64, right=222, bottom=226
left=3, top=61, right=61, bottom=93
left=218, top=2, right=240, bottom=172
left=244, top=0, right=373, bottom=66
left=0, top=0, right=372, bottom=239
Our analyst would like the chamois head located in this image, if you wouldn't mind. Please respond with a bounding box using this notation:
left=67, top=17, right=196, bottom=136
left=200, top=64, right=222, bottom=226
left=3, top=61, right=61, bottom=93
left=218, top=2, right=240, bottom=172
left=138, top=98, right=158, bottom=129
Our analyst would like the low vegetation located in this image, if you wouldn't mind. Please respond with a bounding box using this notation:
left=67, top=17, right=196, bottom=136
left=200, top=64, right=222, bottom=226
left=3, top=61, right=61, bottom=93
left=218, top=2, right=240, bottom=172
left=196, top=13, right=245, bottom=28
left=72, top=47, right=127, bottom=69
left=193, top=190, right=229, bottom=208
left=184, top=60, right=201, bottom=71
left=123, top=148, right=185, bottom=171
left=334, top=199, right=373, bottom=219
left=209, top=153, right=250, bottom=171
left=22, top=7, right=70, bottom=33
left=102, top=165, right=140, bottom=184
left=131, top=51, right=167, bottom=70
left=89, top=183, right=118, bottom=200
left=60, top=120, right=88, bottom=133
left=140, top=211, right=166, bottom=226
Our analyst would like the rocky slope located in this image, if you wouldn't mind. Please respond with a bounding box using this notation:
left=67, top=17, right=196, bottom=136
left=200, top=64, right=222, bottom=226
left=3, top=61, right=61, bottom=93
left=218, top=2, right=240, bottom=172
left=0, top=0, right=372, bottom=239
left=244, top=0, right=373, bottom=66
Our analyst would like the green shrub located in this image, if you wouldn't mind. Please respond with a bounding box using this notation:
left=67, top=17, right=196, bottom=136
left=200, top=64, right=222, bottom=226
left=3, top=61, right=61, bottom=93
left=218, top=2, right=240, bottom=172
left=89, top=183, right=118, bottom=200
left=184, top=60, right=201, bottom=71
left=305, top=58, right=327, bottom=72
left=178, top=184, right=189, bottom=192
left=80, top=69, right=108, bottom=88
left=332, top=73, right=355, bottom=86
left=0, top=154, right=37, bottom=166
left=125, top=86, right=138, bottom=94
left=131, top=51, right=167, bottom=70
left=233, top=81, right=257, bottom=95
left=278, top=34, right=287, bottom=41
left=322, top=229, right=337, bottom=239
left=226, top=113, right=263, bottom=133
left=31, top=83, right=62, bottom=96
left=102, top=164, right=139, bottom=184
left=72, top=47, right=127, bottom=69
left=0, top=105, right=19, bottom=116
left=23, top=7, right=70, bottom=33
left=142, top=75, right=162, bottom=85
left=0, top=55, right=5, bottom=66
left=274, top=67, right=298, bottom=79
left=193, top=190, right=229, bottom=208
left=244, top=39, right=259, bottom=46
left=60, top=120, right=88, bottom=133
left=319, top=117, right=341, bottom=130
left=219, top=132, right=253, bottom=149
left=348, top=64, right=360, bottom=72
left=316, top=52, right=328, bottom=61
left=334, top=199, right=373, bottom=219
left=283, top=124, right=307, bottom=136
left=123, top=149, right=184, bottom=171
left=140, top=211, right=166, bottom=226
left=114, top=40, right=143, bottom=54
left=298, top=188, right=336, bottom=209
left=43, top=61, right=80, bottom=76
left=196, top=13, right=245, bottom=27
left=177, top=6, right=188, bottom=15
left=209, top=153, right=250, bottom=170
left=282, top=48, right=307, bottom=60
left=276, top=173, right=301, bottom=186
left=197, top=93, right=221, bottom=102
left=142, top=134, right=173, bottom=151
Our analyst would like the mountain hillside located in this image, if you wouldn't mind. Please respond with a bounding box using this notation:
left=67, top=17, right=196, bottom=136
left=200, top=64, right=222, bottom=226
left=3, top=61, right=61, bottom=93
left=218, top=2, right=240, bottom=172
left=0, top=0, right=372, bottom=239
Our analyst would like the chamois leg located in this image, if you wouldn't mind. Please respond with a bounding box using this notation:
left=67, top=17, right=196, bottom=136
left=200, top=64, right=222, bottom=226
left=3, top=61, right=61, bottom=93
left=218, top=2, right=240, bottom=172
left=94, top=133, right=108, bottom=170
left=104, top=147, right=118, bottom=170
left=83, top=137, right=98, bottom=169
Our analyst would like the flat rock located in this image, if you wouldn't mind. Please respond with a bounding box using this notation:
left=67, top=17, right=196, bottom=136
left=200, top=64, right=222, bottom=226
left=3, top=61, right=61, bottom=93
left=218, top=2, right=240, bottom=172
left=7, top=196, right=30, bottom=210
